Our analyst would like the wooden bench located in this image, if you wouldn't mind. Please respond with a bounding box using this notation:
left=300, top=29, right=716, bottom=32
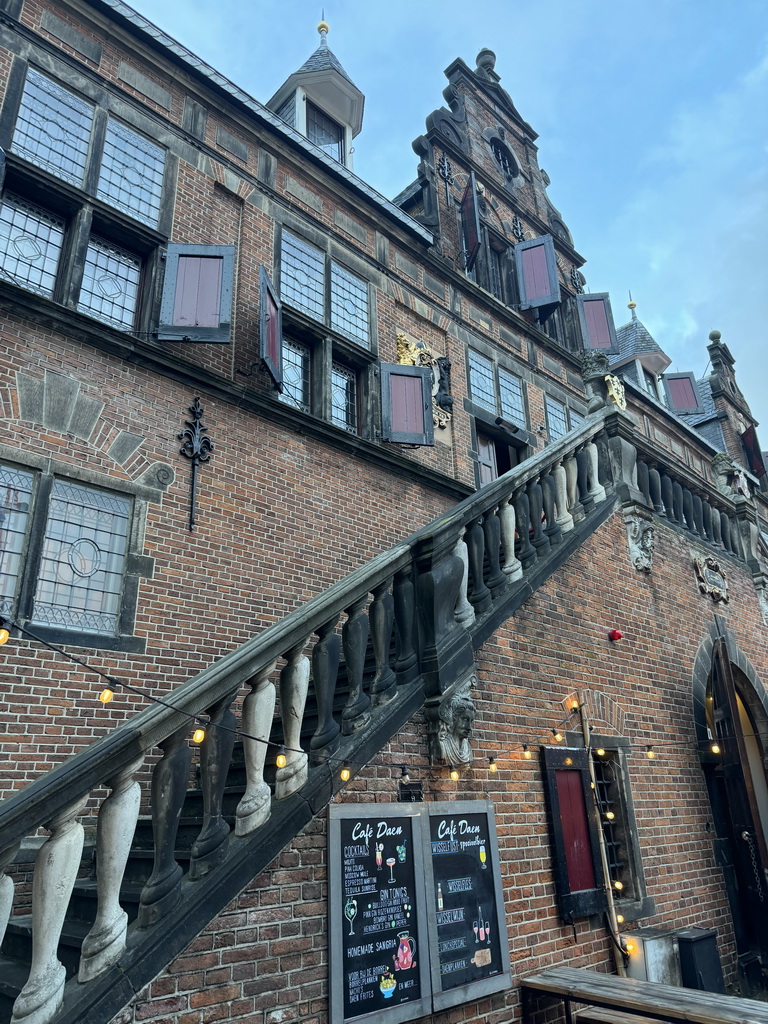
left=520, top=966, right=768, bottom=1024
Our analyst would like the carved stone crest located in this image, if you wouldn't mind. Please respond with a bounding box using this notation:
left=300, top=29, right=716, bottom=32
left=427, top=676, right=477, bottom=765
left=694, top=555, right=729, bottom=603
left=396, top=331, right=453, bottom=429
left=623, top=506, right=654, bottom=572
left=604, top=374, right=627, bottom=411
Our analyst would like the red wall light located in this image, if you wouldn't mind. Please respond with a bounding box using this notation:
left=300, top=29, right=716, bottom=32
left=608, top=629, right=624, bottom=642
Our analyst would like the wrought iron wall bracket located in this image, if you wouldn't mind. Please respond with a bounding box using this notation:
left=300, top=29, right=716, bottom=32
left=178, top=397, right=214, bottom=532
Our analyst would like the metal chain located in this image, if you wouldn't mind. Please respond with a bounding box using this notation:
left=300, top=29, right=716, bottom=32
left=741, top=830, right=766, bottom=902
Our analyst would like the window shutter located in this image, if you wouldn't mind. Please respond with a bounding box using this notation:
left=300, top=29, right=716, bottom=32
left=662, top=373, right=702, bottom=413
left=380, top=363, right=434, bottom=445
left=541, top=746, right=607, bottom=923
left=514, top=234, right=560, bottom=316
left=741, top=425, right=766, bottom=478
left=461, top=171, right=481, bottom=273
left=158, top=243, right=234, bottom=342
left=576, top=293, right=617, bottom=351
left=260, top=266, right=283, bottom=391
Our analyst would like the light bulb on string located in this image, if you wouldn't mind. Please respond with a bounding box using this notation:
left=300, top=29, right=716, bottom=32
left=595, top=747, right=605, bottom=757
left=605, top=811, right=615, bottom=821
left=99, top=687, right=114, bottom=704
left=449, top=765, right=459, bottom=782
left=616, top=914, right=625, bottom=924
left=710, top=741, right=721, bottom=754
left=340, top=762, right=351, bottom=783
left=488, top=757, right=498, bottom=773
left=552, top=729, right=563, bottom=743
left=192, top=726, right=206, bottom=744
left=523, top=745, right=532, bottom=759
left=645, top=746, right=655, bottom=759
left=400, top=765, right=410, bottom=784
left=613, top=880, right=623, bottom=891
left=276, top=745, right=287, bottom=769
left=0, top=622, right=10, bottom=645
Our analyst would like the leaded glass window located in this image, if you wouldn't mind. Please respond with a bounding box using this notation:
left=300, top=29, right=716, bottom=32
left=78, top=238, right=141, bottom=330
left=306, top=101, right=344, bottom=163
left=12, top=68, right=94, bottom=186
left=281, top=232, right=325, bottom=321
left=0, top=464, right=34, bottom=618
left=280, top=338, right=311, bottom=412
left=467, top=351, right=496, bottom=411
left=330, top=263, right=368, bottom=345
left=0, top=195, right=65, bottom=297
left=498, top=368, right=524, bottom=423
left=32, top=480, right=131, bottom=636
left=331, top=362, right=357, bottom=433
left=98, top=119, right=165, bottom=227
left=544, top=395, right=568, bottom=441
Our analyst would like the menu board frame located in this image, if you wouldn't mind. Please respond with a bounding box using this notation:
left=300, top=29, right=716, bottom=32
left=329, top=803, right=432, bottom=1024
left=329, top=801, right=511, bottom=1024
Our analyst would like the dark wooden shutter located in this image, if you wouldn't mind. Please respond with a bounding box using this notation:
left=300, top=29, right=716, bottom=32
left=542, top=746, right=607, bottom=923
left=461, top=171, right=481, bottom=273
left=662, top=373, right=701, bottom=412
left=158, top=244, right=234, bottom=342
left=380, top=363, right=434, bottom=445
left=259, top=266, right=283, bottom=391
left=514, top=235, right=560, bottom=317
left=576, top=293, right=617, bottom=351
left=741, top=425, right=766, bottom=478
left=476, top=433, right=498, bottom=486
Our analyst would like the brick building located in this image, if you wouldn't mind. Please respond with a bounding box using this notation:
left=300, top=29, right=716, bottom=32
left=0, top=3, right=767, bottom=1024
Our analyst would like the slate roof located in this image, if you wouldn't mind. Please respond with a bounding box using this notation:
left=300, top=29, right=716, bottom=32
left=612, top=310, right=667, bottom=364
left=677, top=378, right=726, bottom=451
left=295, top=42, right=354, bottom=85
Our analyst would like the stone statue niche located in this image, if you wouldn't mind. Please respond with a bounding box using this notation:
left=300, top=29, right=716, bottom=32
left=428, top=680, right=477, bottom=765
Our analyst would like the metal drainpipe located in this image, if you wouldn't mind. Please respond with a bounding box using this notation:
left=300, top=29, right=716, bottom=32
left=576, top=689, right=628, bottom=977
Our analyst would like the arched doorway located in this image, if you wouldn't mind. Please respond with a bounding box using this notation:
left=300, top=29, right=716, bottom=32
left=693, top=617, right=768, bottom=995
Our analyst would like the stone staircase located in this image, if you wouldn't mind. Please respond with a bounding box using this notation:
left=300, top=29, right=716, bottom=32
left=0, top=404, right=754, bottom=1024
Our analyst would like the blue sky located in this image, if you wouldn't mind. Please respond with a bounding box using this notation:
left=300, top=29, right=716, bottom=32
left=128, top=0, right=768, bottom=438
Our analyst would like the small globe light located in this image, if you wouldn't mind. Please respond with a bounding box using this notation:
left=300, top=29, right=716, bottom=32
left=0, top=626, right=10, bottom=645
left=488, top=757, right=498, bottom=773
left=276, top=746, right=287, bottom=769
left=605, top=811, right=615, bottom=821
left=616, top=914, right=625, bottom=924
left=646, top=746, right=655, bottom=759
left=613, top=880, right=624, bottom=891
left=192, top=727, right=206, bottom=744
left=711, top=742, right=721, bottom=755
left=340, top=763, right=351, bottom=783
left=523, top=745, right=532, bottom=760
left=552, top=729, right=563, bottom=743
left=99, top=688, right=114, bottom=704
left=596, top=747, right=606, bottom=757
left=449, top=765, right=459, bottom=782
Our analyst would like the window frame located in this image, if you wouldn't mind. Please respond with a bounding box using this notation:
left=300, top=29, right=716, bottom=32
left=0, top=454, right=155, bottom=652
left=544, top=393, right=584, bottom=442
left=158, top=243, right=235, bottom=343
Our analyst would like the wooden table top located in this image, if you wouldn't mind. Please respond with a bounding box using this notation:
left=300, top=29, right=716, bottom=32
left=521, top=967, right=768, bottom=1024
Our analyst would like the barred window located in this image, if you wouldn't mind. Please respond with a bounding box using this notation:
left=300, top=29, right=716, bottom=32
left=331, top=361, right=357, bottom=433
left=0, top=194, right=65, bottom=298
left=98, top=119, right=165, bottom=227
left=78, top=238, right=142, bottom=330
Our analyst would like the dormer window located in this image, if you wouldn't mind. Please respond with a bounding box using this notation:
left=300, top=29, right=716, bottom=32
left=306, top=101, right=344, bottom=163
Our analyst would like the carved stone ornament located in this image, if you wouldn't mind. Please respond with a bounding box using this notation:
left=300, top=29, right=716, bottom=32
left=694, top=555, right=729, bottom=603
left=581, top=350, right=611, bottom=412
left=396, top=331, right=453, bottom=429
left=757, top=582, right=768, bottom=626
left=712, top=452, right=752, bottom=500
left=623, top=506, right=654, bottom=573
left=427, top=676, right=477, bottom=765
left=604, top=374, right=627, bottom=411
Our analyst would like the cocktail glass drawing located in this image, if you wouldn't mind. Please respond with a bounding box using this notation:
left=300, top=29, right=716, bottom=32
left=344, top=897, right=358, bottom=936
left=375, top=843, right=383, bottom=870
left=479, top=843, right=487, bottom=868
left=386, top=857, right=396, bottom=883
left=485, top=921, right=491, bottom=944
left=473, top=920, right=479, bottom=943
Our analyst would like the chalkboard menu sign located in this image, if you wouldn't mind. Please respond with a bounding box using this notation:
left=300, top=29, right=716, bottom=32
left=329, top=801, right=510, bottom=1023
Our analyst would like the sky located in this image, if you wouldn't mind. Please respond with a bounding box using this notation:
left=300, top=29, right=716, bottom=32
left=126, top=0, right=768, bottom=436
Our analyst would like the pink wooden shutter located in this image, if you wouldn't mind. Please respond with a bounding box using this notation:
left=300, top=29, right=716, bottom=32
left=173, top=256, right=222, bottom=327
left=521, top=243, right=550, bottom=303
left=391, top=372, right=425, bottom=434
left=584, top=297, right=611, bottom=348
left=668, top=376, right=697, bottom=410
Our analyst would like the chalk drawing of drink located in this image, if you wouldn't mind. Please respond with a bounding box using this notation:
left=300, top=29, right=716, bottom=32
left=386, top=856, right=397, bottom=883
left=344, top=896, right=358, bottom=936
left=375, top=843, right=383, bottom=870
left=479, top=843, right=487, bottom=869
left=485, top=920, right=491, bottom=944
left=473, top=920, right=479, bottom=943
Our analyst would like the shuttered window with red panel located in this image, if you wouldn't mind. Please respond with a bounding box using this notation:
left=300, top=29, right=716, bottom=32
left=577, top=293, right=618, bottom=352
left=380, top=363, right=434, bottom=445
left=260, top=266, right=283, bottom=390
left=514, top=234, right=560, bottom=320
left=541, top=746, right=607, bottom=922
left=158, top=243, right=235, bottom=342
left=661, top=372, right=703, bottom=414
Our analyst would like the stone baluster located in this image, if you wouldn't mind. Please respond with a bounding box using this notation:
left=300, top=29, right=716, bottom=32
left=190, top=691, right=238, bottom=880
left=369, top=579, right=397, bottom=705
left=393, top=568, right=419, bottom=685
left=235, top=663, right=277, bottom=836
left=637, top=460, right=651, bottom=507
left=585, top=438, right=606, bottom=504
left=542, top=472, right=562, bottom=546
left=552, top=457, right=574, bottom=533
left=310, top=617, right=341, bottom=763
left=672, top=481, right=684, bottom=525
left=729, top=516, right=743, bottom=559
left=528, top=477, right=549, bottom=554
left=12, top=796, right=87, bottom=1024
left=513, top=485, right=536, bottom=569
left=0, top=842, right=20, bottom=950
left=341, top=595, right=371, bottom=735
left=482, top=507, right=506, bottom=597
left=660, top=473, right=674, bottom=519
left=648, top=467, right=663, bottom=514
left=465, top=516, right=492, bottom=614
left=712, top=508, right=722, bottom=548
left=498, top=497, right=523, bottom=581
left=692, top=495, right=704, bottom=538
left=564, top=451, right=581, bottom=521
left=138, top=727, right=192, bottom=928
left=682, top=488, right=695, bottom=533
left=453, top=527, right=476, bottom=627
left=575, top=448, right=593, bottom=512
left=276, top=640, right=311, bottom=798
left=79, top=757, right=144, bottom=982
left=720, top=512, right=731, bottom=553
left=701, top=500, right=713, bottom=542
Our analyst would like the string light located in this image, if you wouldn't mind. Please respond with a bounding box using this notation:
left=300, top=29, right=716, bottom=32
left=0, top=623, right=10, bottom=645
left=710, top=742, right=721, bottom=754
left=449, top=765, right=460, bottom=782
left=276, top=745, right=287, bottom=769
left=340, top=762, right=351, bottom=782
left=99, top=688, right=114, bottom=704
left=625, top=940, right=635, bottom=954
left=595, top=747, right=606, bottom=756
left=616, top=914, right=624, bottom=924
left=613, top=880, right=623, bottom=891
left=488, top=757, right=498, bottom=773
left=523, top=746, right=532, bottom=760
left=552, top=729, right=563, bottom=742
left=605, top=811, right=615, bottom=821
left=192, top=726, right=206, bottom=744
left=645, top=746, right=655, bottom=759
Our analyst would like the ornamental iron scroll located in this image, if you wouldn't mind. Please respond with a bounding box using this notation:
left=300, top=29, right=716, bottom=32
left=694, top=555, right=729, bottom=603
left=178, top=397, right=214, bottom=531
left=396, top=332, right=453, bottom=429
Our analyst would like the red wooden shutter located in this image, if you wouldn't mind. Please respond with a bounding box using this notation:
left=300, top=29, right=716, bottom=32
left=514, top=235, right=560, bottom=314
left=555, top=769, right=597, bottom=891
left=173, top=256, right=222, bottom=328
left=259, top=266, right=283, bottom=390
left=391, top=372, right=425, bottom=434
left=380, top=363, right=434, bottom=445
left=667, top=376, right=698, bottom=410
left=461, top=171, right=481, bottom=272
left=521, top=244, right=549, bottom=303
left=741, top=425, right=766, bottom=478
left=158, top=244, right=234, bottom=342
left=577, top=293, right=617, bottom=351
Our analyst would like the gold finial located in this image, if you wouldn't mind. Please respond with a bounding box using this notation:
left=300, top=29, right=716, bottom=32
left=318, top=19, right=329, bottom=35
left=628, top=301, right=636, bottom=309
